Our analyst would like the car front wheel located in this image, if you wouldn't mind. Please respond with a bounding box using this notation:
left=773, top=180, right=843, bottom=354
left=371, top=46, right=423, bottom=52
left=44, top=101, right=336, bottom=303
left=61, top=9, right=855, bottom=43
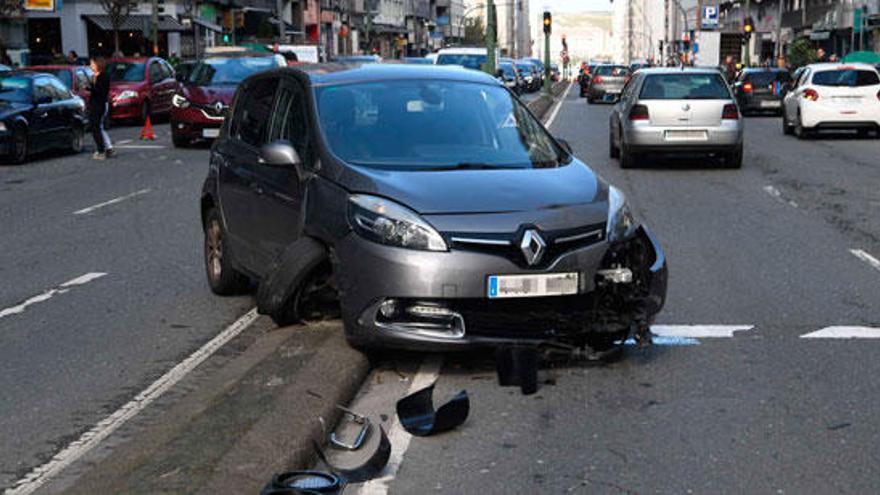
left=724, top=144, right=743, bottom=169
left=204, top=208, right=250, bottom=295
left=609, top=124, right=620, bottom=159
left=9, top=125, right=28, bottom=164
left=794, top=111, right=811, bottom=140
left=69, top=124, right=84, bottom=154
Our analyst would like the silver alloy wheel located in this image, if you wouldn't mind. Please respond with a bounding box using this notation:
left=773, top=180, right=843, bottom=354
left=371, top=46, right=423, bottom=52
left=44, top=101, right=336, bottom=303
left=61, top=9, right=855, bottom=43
left=205, top=219, right=223, bottom=282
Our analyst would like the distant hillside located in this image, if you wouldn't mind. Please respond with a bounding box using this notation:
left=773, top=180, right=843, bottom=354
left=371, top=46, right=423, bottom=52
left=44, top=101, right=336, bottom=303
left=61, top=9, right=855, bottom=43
left=542, top=11, right=613, bottom=63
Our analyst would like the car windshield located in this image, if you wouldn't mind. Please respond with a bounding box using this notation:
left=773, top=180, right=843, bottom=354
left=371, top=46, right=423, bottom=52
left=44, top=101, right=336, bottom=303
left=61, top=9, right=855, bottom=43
left=812, top=69, right=880, bottom=87
left=0, top=75, right=31, bottom=103
left=436, top=54, right=486, bottom=71
left=35, top=69, right=72, bottom=88
left=316, top=80, right=566, bottom=170
left=640, top=73, right=730, bottom=100
left=189, top=57, right=277, bottom=86
left=745, top=71, right=791, bottom=85
left=595, top=65, right=630, bottom=77
left=108, top=62, right=145, bottom=82
left=500, top=63, right=515, bottom=78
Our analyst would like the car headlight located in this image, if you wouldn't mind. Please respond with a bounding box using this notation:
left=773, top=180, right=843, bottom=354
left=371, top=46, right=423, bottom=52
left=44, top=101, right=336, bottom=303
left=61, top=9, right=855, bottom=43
left=348, top=194, right=447, bottom=251
left=172, top=94, right=190, bottom=108
left=0, top=121, right=6, bottom=133
left=606, top=186, right=637, bottom=242
left=114, top=90, right=138, bottom=102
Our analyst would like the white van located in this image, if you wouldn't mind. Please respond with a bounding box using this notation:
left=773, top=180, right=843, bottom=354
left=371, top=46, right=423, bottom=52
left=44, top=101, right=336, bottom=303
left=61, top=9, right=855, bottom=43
left=435, top=47, right=500, bottom=73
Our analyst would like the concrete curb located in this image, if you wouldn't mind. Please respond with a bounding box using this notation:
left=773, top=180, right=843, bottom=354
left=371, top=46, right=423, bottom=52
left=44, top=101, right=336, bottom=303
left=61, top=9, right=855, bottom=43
left=58, top=320, right=370, bottom=494
left=526, top=81, right=571, bottom=120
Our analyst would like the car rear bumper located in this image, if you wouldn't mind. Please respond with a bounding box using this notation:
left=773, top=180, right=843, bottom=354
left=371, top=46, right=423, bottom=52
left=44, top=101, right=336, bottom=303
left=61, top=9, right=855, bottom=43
left=739, top=95, right=784, bottom=112
left=626, top=121, right=743, bottom=151
left=335, top=225, right=667, bottom=351
left=801, top=104, right=880, bottom=129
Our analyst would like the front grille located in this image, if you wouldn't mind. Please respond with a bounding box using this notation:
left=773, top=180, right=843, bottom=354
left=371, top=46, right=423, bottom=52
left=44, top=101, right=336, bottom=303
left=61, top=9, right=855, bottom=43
left=446, top=222, right=606, bottom=269
left=450, top=295, right=598, bottom=339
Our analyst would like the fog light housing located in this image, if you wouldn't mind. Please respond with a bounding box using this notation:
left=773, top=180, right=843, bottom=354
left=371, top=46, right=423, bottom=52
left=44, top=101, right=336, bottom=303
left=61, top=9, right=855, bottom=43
left=379, top=299, right=399, bottom=318
left=406, top=304, right=455, bottom=318
left=598, top=267, right=633, bottom=284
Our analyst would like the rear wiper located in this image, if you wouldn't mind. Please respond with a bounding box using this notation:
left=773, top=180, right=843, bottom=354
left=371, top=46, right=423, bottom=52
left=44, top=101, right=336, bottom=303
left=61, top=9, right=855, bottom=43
left=421, top=162, right=523, bottom=171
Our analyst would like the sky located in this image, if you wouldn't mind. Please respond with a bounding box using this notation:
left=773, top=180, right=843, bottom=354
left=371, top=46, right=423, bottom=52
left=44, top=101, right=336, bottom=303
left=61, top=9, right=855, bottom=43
left=529, top=0, right=613, bottom=14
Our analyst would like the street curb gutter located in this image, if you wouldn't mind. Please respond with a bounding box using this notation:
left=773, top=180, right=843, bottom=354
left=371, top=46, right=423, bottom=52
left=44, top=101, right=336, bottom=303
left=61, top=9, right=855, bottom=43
left=526, top=81, right=570, bottom=120
left=58, top=321, right=370, bottom=495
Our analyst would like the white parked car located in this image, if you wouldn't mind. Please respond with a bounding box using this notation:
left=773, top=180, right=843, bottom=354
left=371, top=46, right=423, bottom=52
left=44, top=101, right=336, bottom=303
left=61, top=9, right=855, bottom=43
left=782, top=62, right=880, bottom=139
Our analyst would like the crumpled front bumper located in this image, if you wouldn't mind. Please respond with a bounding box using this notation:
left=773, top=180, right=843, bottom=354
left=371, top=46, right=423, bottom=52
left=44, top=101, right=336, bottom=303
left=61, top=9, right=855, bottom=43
left=335, top=224, right=667, bottom=351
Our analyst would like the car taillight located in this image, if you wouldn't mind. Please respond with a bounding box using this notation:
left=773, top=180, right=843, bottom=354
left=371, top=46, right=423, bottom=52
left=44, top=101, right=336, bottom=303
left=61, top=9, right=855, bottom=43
left=722, top=103, right=739, bottom=120
left=629, top=104, right=649, bottom=121
left=743, top=82, right=753, bottom=93
left=593, top=76, right=604, bottom=84
left=803, top=88, right=819, bottom=101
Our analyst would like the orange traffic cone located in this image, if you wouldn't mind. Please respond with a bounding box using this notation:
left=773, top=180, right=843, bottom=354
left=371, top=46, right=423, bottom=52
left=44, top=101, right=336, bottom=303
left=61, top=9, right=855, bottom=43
left=140, top=115, right=155, bottom=141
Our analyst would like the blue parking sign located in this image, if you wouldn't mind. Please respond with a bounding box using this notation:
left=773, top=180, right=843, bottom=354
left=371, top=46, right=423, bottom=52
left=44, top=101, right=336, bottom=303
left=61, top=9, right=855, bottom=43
left=702, top=6, right=719, bottom=29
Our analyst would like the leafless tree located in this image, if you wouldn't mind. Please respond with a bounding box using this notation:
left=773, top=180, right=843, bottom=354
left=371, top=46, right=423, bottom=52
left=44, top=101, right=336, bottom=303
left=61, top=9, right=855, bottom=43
left=98, top=0, right=138, bottom=54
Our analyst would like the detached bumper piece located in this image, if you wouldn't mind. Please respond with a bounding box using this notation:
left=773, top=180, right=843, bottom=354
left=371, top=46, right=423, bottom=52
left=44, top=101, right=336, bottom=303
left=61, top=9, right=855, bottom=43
left=396, top=383, right=470, bottom=436
left=496, top=346, right=539, bottom=395
left=313, top=424, right=391, bottom=483
left=261, top=471, right=344, bottom=495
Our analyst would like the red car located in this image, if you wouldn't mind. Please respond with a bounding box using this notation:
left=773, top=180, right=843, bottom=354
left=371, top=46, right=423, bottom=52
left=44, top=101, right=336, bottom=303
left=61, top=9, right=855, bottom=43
left=24, top=65, right=94, bottom=105
left=170, top=53, right=285, bottom=146
left=107, top=57, right=179, bottom=123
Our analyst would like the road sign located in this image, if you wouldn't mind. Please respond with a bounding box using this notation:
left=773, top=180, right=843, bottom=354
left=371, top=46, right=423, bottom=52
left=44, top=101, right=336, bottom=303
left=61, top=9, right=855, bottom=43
left=702, top=6, right=719, bottom=29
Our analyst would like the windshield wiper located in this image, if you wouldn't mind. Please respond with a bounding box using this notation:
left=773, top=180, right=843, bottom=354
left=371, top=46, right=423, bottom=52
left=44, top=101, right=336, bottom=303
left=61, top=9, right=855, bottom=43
left=421, top=162, right=524, bottom=171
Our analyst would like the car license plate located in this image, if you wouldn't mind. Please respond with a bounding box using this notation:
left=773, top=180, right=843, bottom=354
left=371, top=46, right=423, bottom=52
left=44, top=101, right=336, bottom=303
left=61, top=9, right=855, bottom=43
left=760, top=100, right=780, bottom=108
left=487, top=273, right=578, bottom=299
left=664, top=130, right=708, bottom=141
left=202, top=128, right=220, bottom=138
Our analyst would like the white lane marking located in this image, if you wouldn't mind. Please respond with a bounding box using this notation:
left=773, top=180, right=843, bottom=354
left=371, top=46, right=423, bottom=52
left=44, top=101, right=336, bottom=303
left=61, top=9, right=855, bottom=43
left=115, top=139, right=133, bottom=145
left=356, top=357, right=443, bottom=495
left=625, top=335, right=700, bottom=346
left=850, top=248, right=880, bottom=273
left=73, top=188, right=151, bottom=215
left=544, top=81, right=573, bottom=130
left=115, top=144, right=165, bottom=149
left=6, top=308, right=260, bottom=495
left=651, top=325, right=754, bottom=338
left=763, top=185, right=798, bottom=208
left=0, top=272, right=107, bottom=320
left=801, top=326, right=880, bottom=339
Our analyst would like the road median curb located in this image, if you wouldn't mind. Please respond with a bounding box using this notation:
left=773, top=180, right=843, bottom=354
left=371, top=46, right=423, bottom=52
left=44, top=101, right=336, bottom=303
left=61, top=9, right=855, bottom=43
left=526, top=81, right=570, bottom=120
left=58, top=320, right=370, bottom=495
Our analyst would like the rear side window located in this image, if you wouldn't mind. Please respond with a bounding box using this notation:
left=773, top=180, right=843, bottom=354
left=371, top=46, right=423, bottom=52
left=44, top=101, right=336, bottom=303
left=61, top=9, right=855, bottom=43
left=639, top=73, right=730, bottom=100
left=744, top=71, right=791, bottom=85
left=595, top=66, right=630, bottom=76
left=812, top=69, right=880, bottom=87
left=233, top=78, right=277, bottom=147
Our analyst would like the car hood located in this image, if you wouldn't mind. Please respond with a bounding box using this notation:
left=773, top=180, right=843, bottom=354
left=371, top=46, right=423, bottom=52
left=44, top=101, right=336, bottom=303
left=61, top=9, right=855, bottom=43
left=340, top=159, right=607, bottom=217
left=181, top=84, right=236, bottom=104
left=0, top=100, right=31, bottom=119
left=109, top=81, right=145, bottom=94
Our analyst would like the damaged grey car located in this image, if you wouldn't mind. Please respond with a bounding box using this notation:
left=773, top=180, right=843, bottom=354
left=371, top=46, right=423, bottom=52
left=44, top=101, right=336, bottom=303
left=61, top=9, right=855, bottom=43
left=201, top=64, right=667, bottom=352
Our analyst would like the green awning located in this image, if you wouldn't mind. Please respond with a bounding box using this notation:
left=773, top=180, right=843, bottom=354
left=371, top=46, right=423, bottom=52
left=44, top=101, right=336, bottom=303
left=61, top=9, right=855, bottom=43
left=842, top=51, right=880, bottom=64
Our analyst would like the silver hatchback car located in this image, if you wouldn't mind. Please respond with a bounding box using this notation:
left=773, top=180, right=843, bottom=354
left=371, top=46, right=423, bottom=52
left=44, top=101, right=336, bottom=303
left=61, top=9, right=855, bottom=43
left=609, top=68, right=744, bottom=168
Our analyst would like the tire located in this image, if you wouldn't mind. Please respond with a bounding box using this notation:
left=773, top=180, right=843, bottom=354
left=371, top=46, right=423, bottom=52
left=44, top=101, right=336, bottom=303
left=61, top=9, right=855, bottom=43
left=256, top=237, right=329, bottom=327
left=619, top=141, right=636, bottom=169
left=171, top=128, right=188, bottom=148
left=203, top=208, right=250, bottom=296
left=724, top=144, right=743, bottom=169
left=609, top=125, right=620, bottom=159
left=69, top=125, right=84, bottom=154
left=794, top=111, right=810, bottom=140
left=9, top=125, right=28, bottom=164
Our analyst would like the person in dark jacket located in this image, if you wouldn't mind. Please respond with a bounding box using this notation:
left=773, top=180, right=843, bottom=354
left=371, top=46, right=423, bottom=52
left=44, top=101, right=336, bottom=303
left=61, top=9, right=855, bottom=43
left=88, top=56, right=114, bottom=159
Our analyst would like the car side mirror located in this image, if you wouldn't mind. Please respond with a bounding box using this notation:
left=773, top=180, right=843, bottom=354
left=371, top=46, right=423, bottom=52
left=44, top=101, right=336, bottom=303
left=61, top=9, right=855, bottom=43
left=556, top=137, right=573, bottom=154
left=258, top=140, right=302, bottom=167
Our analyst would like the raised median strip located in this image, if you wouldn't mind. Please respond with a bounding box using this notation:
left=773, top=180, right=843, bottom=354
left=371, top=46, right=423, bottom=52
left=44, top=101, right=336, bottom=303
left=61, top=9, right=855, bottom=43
left=526, top=81, right=570, bottom=122
left=46, top=320, right=369, bottom=495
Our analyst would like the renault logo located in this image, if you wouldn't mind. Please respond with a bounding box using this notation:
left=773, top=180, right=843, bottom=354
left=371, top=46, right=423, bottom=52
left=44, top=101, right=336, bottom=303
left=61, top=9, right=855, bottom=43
left=520, top=229, right=546, bottom=266
left=214, top=101, right=226, bottom=114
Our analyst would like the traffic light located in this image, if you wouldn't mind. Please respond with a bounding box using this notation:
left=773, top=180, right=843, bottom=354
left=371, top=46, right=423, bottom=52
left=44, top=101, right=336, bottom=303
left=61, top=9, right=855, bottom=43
left=222, top=32, right=231, bottom=44
left=743, top=17, right=754, bottom=38
left=543, top=11, right=551, bottom=35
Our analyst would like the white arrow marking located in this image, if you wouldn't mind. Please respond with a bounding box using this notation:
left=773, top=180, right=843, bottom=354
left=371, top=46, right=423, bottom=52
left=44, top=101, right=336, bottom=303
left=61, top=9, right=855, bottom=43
left=801, top=326, right=880, bottom=339
left=651, top=325, right=754, bottom=338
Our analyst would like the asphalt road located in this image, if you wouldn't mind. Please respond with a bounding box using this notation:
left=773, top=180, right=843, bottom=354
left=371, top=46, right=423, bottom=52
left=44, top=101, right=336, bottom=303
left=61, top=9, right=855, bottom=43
left=0, top=124, right=254, bottom=489
left=343, top=85, right=880, bottom=493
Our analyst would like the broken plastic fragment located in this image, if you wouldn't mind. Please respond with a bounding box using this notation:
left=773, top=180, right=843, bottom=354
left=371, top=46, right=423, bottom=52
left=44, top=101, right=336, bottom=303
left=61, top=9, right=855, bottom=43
left=330, top=405, right=371, bottom=451
left=495, top=346, right=539, bottom=395
left=396, top=383, right=470, bottom=436
left=260, top=470, right=343, bottom=495
left=313, top=425, right=391, bottom=483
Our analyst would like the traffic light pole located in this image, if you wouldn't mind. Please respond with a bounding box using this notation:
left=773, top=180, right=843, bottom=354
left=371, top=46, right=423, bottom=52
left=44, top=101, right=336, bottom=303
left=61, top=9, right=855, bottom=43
left=543, top=29, right=550, bottom=94
left=483, top=0, right=497, bottom=75
left=151, top=0, right=159, bottom=55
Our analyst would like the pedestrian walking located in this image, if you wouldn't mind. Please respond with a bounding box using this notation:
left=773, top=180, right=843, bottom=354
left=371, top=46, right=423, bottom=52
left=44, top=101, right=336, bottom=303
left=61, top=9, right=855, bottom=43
left=88, top=56, right=114, bottom=160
